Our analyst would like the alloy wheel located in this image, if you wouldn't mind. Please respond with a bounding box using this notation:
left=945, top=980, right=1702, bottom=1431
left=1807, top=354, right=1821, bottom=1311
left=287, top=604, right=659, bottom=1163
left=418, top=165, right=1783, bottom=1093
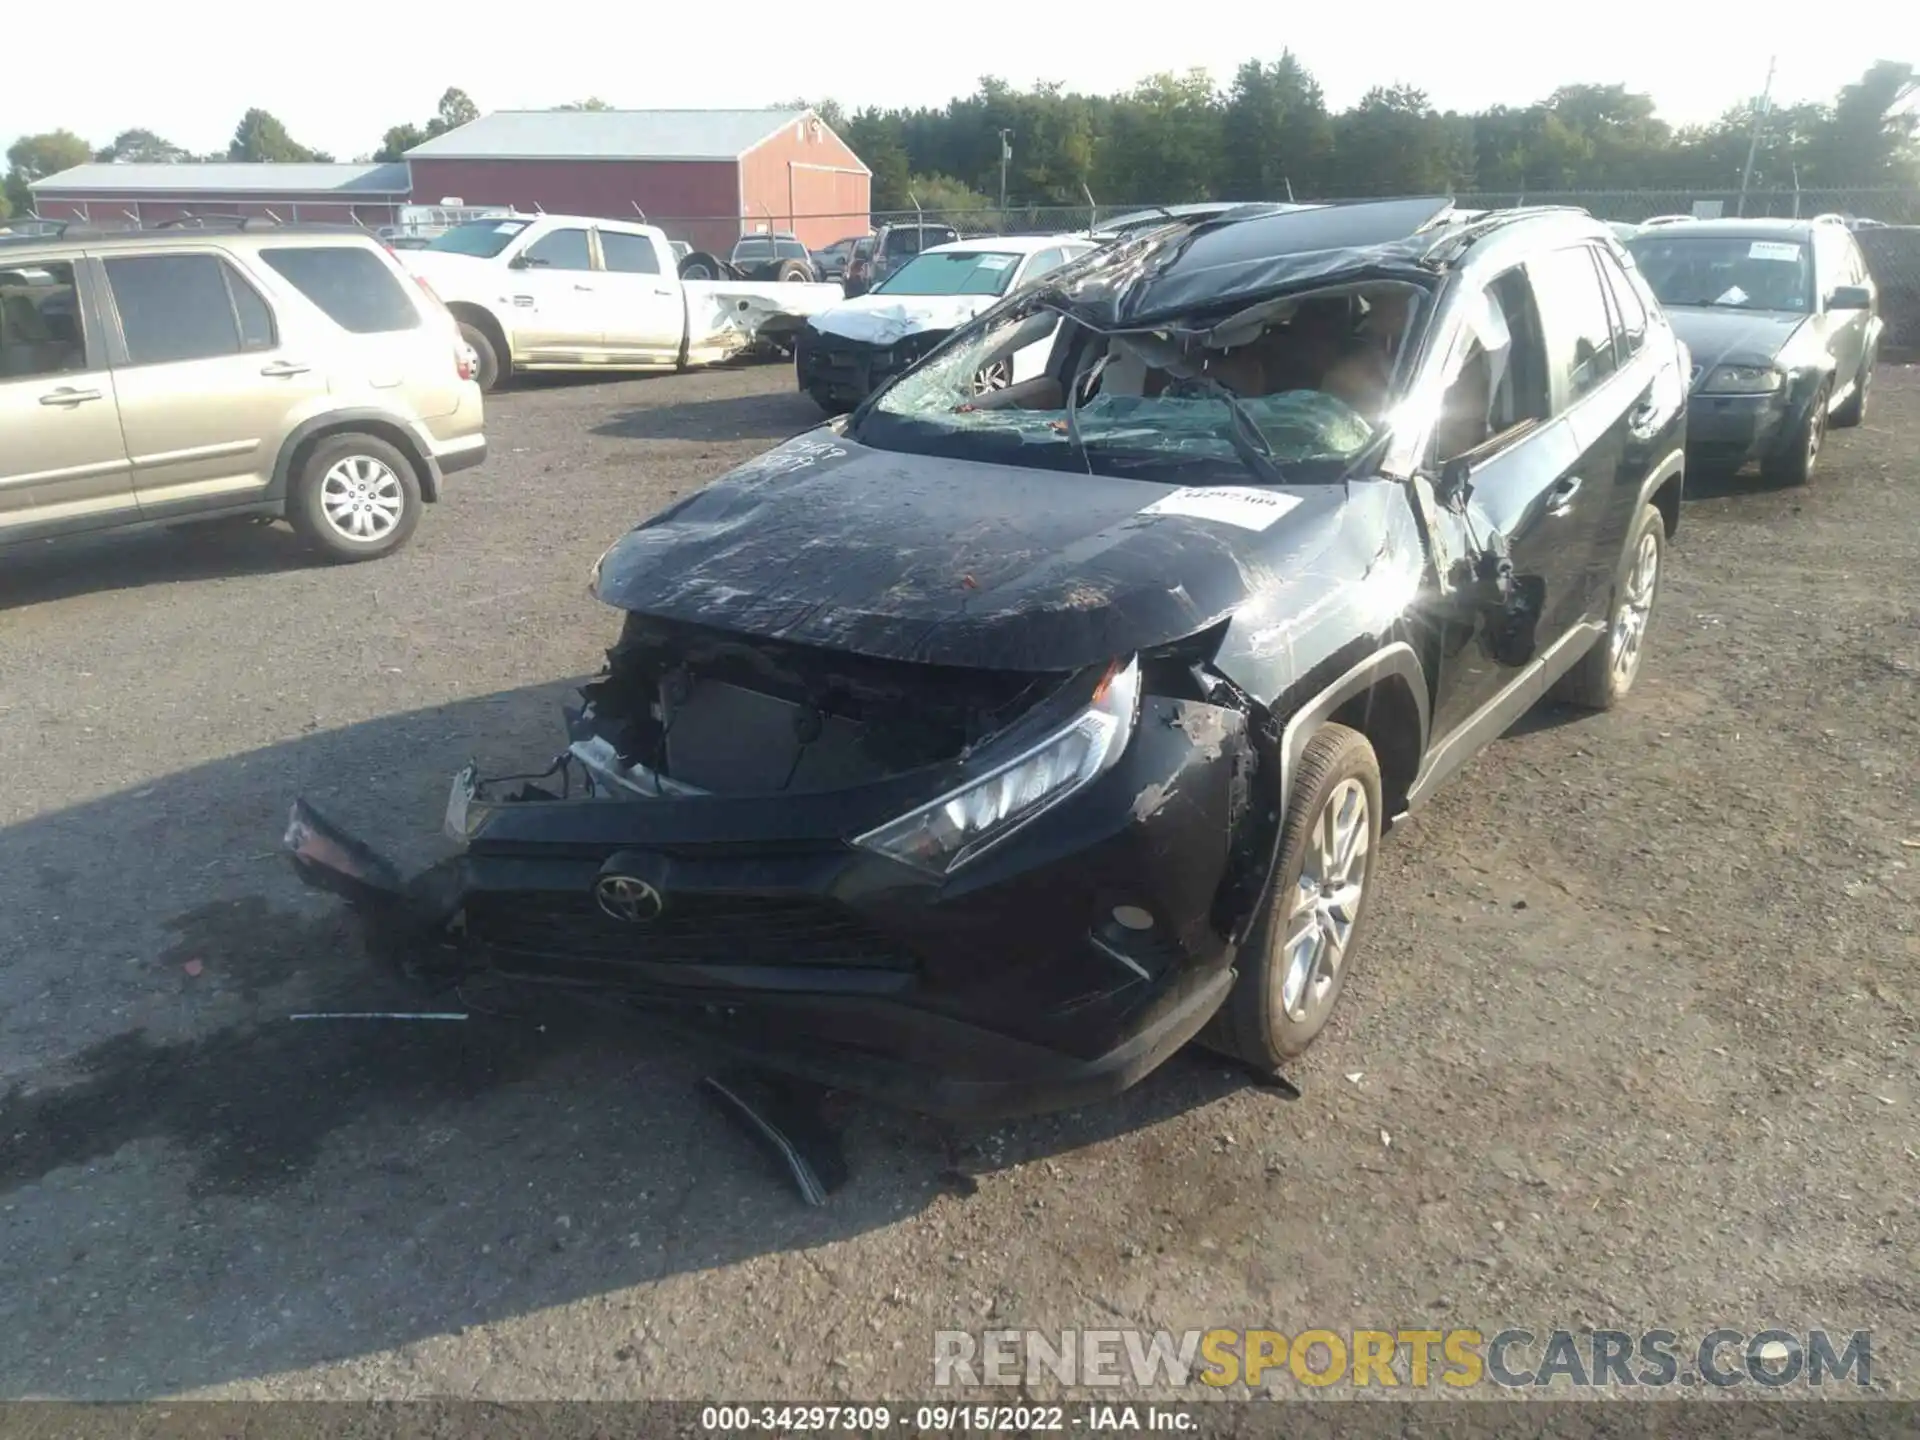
left=1609, top=528, right=1659, bottom=687
left=320, top=455, right=405, bottom=542
left=970, top=359, right=1012, bottom=395
left=1279, top=778, right=1371, bottom=1025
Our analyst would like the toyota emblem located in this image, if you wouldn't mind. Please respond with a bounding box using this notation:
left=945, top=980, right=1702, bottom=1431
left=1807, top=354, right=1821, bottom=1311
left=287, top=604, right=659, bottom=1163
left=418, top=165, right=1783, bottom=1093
left=594, top=874, right=665, bottom=923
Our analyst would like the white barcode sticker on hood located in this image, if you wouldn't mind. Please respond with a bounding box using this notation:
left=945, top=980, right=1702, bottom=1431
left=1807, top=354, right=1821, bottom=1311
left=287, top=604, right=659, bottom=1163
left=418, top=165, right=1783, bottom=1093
left=1140, top=487, right=1301, bottom=530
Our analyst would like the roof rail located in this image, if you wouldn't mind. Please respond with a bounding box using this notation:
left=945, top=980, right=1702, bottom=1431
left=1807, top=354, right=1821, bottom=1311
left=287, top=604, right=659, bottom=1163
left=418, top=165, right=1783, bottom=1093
left=152, top=214, right=277, bottom=230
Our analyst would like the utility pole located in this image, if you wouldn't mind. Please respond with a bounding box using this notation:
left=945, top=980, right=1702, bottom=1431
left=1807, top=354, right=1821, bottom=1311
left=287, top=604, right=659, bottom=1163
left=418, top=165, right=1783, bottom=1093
left=998, top=129, right=1014, bottom=216
left=1737, top=55, right=1776, bottom=218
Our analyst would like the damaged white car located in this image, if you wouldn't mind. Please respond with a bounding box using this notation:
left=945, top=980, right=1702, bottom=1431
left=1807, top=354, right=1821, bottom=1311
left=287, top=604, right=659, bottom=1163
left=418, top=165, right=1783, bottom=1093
left=794, top=234, right=1098, bottom=413
left=401, top=214, right=846, bottom=391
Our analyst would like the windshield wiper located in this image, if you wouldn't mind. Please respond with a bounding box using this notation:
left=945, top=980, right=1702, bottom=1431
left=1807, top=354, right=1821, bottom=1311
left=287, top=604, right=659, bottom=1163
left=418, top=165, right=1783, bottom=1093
left=1189, top=375, right=1286, bottom=485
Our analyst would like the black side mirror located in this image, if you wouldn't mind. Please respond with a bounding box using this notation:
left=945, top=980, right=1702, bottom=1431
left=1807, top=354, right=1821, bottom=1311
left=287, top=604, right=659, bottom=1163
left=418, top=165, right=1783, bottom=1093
left=507, top=253, right=533, bottom=270
left=1437, top=454, right=1475, bottom=512
left=1827, top=284, right=1871, bottom=311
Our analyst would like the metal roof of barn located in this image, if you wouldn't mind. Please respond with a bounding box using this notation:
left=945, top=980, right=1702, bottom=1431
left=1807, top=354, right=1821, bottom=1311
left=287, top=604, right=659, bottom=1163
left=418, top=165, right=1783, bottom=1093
left=404, top=108, right=818, bottom=162
left=31, top=163, right=412, bottom=195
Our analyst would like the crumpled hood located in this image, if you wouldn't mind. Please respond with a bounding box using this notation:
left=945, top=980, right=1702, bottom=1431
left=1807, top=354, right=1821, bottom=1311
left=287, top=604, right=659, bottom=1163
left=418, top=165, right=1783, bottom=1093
left=591, top=432, right=1355, bottom=672
left=807, top=292, right=996, bottom=347
left=1665, top=307, right=1808, bottom=376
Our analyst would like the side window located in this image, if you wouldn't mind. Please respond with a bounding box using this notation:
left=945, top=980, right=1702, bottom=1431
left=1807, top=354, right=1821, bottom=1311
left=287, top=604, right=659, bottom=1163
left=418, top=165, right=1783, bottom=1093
left=519, top=228, right=592, bottom=271
left=0, top=259, right=88, bottom=380
left=1529, top=244, right=1619, bottom=405
left=1432, top=265, right=1552, bottom=464
left=106, top=253, right=270, bottom=365
left=1022, top=247, right=1066, bottom=282
left=228, top=266, right=277, bottom=352
left=1594, top=248, right=1647, bottom=358
left=259, top=246, right=421, bottom=334
left=598, top=231, right=661, bottom=275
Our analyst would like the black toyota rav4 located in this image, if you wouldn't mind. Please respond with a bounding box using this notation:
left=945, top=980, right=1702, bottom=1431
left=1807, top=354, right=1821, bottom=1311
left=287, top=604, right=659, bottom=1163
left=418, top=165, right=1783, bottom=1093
left=287, top=198, right=1688, bottom=1120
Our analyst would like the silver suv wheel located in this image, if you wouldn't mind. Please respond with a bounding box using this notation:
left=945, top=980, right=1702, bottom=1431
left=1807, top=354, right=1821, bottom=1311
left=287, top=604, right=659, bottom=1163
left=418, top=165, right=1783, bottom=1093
left=320, top=455, right=406, bottom=542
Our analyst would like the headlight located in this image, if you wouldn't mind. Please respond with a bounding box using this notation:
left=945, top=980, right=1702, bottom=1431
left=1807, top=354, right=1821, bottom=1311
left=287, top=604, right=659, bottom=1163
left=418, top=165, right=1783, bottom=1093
left=1701, top=364, right=1784, bottom=394
left=854, top=656, right=1142, bottom=876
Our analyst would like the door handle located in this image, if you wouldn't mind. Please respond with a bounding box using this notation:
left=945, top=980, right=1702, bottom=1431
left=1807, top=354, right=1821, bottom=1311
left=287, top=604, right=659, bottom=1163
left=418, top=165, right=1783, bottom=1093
left=1546, top=475, right=1582, bottom=514
left=260, top=360, right=310, bottom=378
left=38, top=386, right=102, bottom=406
left=573, top=284, right=596, bottom=292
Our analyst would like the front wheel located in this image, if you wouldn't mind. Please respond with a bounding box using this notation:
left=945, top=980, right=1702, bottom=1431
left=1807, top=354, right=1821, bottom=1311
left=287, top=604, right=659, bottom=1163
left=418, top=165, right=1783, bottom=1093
left=1553, top=501, right=1664, bottom=710
left=1201, top=723, right=1383, bottom=1071
left=1761, top=381, right=1828, bottom=486
left=290, top=434, right=422, bottom=563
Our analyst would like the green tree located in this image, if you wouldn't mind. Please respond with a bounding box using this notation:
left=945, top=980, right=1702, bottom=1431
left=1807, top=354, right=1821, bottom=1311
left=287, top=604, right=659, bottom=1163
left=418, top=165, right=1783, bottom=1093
left=556, top=97, right=614, bottom=111
left=375, top=124, right=427, bottom=163
left=903, top=171, right=993, bottom=216
left=433, top=87, right=480, bottom=133
left=95, top=128, right=191, bottom=164
left=1802, top=60, right=1919, bottom=185
left=229, top=109, right=329, bottom=162
left=1329, top=85, right=1466, bottom=196
left=374, top=87, right=481, bottom=161
left=845, top=110, right=910, bottom=209
left=5, top=129, right=92, bottom=217
left=1223, top=52, right=1330, bottom=200
left=1094, top=70, right=1222, bottom=202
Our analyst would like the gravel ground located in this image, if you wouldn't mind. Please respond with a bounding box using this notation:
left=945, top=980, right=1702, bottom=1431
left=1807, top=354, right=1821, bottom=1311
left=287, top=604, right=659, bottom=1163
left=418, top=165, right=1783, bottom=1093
left=1, top=362, right=1915, bottom=1402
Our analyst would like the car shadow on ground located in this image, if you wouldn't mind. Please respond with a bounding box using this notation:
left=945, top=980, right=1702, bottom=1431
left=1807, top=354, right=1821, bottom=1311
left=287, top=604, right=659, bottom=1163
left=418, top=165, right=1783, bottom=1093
left=0, top=521, right=324, bottom=611
left=593, top=389, right=827, bottom=445
left=0, top=679, right=1253, bottom=1397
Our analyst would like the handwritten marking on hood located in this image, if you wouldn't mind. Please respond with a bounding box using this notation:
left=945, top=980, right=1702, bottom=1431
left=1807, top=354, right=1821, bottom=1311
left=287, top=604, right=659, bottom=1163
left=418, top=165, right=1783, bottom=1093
left=1139, top=488, right=1302, bottom=532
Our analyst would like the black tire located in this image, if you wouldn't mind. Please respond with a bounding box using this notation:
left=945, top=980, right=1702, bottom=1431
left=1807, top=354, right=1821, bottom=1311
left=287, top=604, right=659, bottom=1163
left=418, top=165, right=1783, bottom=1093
left=774, top=259, right=812, bottom=283
left=1201, top=723, right=1383, bottom=1071
left=679, top=251, right=722, bottom=280
left=1761, top=381, right=1828, bottom=486
left=1830, top=353, right=1873, bottom=428
left=289, top=433, right=422, bottom=563
left=1552, top=501, right=1665, bottom=711
left=458, top=321, right=502, bottom=393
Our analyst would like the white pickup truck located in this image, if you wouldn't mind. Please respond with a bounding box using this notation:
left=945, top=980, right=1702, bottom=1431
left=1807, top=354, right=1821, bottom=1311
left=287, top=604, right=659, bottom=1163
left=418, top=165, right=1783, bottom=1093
left=399, top=214, right=846, bottom=391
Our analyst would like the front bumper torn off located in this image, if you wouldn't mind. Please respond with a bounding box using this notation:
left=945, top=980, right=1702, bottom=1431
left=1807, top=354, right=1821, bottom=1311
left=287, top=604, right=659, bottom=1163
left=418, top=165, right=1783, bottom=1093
left=281, top=681, right=1259, bottom=1120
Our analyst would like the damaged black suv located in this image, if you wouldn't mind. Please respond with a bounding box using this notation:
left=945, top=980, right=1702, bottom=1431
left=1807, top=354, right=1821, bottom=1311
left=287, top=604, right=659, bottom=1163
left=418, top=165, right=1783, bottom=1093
left=288, top=198, right=1688, bottom=1120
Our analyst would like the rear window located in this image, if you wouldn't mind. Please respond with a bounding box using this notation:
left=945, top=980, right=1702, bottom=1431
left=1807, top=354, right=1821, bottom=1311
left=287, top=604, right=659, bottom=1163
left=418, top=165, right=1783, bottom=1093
left=260, top=246, right=423, bottom=334
left=884, top=226, right=958, bottom=256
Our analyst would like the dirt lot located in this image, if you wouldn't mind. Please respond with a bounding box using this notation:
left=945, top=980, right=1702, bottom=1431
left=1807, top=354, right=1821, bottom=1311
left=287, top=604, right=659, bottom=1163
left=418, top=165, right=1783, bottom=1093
left=1, top=363, right=1915, bottom=1401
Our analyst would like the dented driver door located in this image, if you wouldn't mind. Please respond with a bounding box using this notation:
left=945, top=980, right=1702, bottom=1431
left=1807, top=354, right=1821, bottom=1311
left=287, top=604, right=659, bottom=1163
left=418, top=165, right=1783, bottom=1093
left=1417, top=264, right=1593, bottom=744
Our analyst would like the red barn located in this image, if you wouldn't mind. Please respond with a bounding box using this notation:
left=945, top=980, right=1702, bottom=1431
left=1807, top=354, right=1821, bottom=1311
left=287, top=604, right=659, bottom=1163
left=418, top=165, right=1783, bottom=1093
left=27, top=163, right=412, bottom=227
left=403, top=108, right=871, bottom=255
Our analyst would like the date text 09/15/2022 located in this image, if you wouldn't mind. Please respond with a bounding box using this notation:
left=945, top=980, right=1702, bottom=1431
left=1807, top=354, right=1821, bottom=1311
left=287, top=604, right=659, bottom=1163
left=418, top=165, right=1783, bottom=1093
left=699, top=1403, right=1192, bottom=1432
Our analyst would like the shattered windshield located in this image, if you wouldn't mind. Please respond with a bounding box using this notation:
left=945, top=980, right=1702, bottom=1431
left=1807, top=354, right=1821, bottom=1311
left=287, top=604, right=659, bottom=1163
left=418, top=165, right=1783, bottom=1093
left=876, top=251, right=1025, bottom=297
left=850, top=280, right=1422, bottom=486
left=425, top=220, right=530, bottom=258
left=1625, top=234, right=1813, bottom=313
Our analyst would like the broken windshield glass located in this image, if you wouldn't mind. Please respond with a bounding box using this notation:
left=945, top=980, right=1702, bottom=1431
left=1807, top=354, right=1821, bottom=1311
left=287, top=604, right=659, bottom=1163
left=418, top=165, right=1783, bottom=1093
left=850, top=279, right=1424, bottom=486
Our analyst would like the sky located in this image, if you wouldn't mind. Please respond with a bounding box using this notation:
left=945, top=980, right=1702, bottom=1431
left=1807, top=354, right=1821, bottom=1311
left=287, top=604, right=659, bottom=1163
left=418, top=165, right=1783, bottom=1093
left=2, top=0, right=1895, bottom=165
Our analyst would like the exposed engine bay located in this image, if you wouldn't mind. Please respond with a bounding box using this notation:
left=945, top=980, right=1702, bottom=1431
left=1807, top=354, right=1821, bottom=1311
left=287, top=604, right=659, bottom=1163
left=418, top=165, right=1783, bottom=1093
left=567, top=614, right=1071, bottom=798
